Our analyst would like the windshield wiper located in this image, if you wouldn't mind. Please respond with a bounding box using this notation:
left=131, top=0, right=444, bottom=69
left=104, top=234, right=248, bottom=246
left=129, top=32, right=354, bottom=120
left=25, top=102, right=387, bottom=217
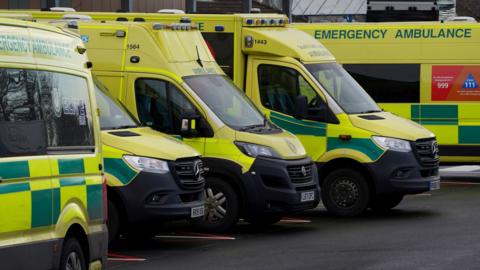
left=109, top=125, right=138, bottom=130
left=357, top=110, right=382, bottom=114
left=239, top=124, right=265, bottom=131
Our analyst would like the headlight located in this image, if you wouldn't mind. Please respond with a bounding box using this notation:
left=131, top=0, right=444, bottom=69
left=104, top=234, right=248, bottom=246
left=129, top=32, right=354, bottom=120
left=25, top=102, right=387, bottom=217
left=123, top=155, right=170, bottom=174
left=234, top=142, right=281, bottom=158
left=372, top=136, right=412, bottom=152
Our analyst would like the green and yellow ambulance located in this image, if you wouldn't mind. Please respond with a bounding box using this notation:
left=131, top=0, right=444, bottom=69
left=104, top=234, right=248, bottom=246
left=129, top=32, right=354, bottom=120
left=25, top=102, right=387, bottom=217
left=295, top=22, right=480, bottom=164
left=0, top=18, right=107, bottom=269
left=94, top=80, right=205, bottom=242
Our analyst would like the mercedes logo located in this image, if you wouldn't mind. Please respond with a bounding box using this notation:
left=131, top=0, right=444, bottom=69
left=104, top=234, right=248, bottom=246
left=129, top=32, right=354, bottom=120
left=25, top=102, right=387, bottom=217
left=301, top=166, right=307, bottom=177
left=431, top=141, right=439, bottom=158
left=193, top=161, right=202, bottom=180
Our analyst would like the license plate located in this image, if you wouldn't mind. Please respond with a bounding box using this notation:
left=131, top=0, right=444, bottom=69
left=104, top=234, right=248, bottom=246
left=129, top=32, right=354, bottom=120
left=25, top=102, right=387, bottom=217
left=191, top=205, right=205, bottom=218
left=430, top=180, right=441, bottom=191
left=300, top=191, right=315, bottom=202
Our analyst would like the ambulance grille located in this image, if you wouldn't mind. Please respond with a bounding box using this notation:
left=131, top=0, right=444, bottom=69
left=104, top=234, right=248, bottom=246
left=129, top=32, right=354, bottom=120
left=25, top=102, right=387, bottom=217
left=287, top=163, right=314, bottom=184
left=173, top=159, right=205, bottom=190
left=414, top=139, right=440, bottom=167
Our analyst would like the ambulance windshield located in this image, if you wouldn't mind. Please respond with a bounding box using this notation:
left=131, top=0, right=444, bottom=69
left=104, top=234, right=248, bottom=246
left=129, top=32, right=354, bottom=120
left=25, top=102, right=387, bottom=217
left=95, top=82, right=139, bottom=130
left=185, top=75, right=278, bottom=132
left=305, top=63, right=381, bottom=114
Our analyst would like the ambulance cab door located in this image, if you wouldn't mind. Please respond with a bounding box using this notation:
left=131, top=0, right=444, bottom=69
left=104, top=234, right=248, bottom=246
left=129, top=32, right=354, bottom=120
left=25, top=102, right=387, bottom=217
left=247, top=57, right=332, bottom=161
left=0, top=68, right=53, bottom=249
left=126, top=73, right=208, bottom=154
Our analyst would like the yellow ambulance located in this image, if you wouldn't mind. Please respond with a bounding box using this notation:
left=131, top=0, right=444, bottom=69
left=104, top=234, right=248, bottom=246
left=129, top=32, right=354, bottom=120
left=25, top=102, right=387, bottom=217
left=14, top=11, right=442, bottom=216
left=47, top=18, right=320, bottom=232
left=295, top=22, right=480, bottom=164
left=0, top=18, right=107, bottom=269
left=95, top=80, right=205, bottom=243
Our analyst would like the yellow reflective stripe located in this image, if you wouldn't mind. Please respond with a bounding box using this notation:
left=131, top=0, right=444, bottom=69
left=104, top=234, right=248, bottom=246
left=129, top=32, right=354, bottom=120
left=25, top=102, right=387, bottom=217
left=84, top=157, right=101, bottom=175
left=27, top=159, right=50, bottom=178
left=0, top=192, right=31, bottom=233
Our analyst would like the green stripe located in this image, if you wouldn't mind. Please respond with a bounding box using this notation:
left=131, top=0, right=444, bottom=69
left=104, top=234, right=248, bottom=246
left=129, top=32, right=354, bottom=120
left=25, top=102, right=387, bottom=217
left=60, top=177, right=86, bottom=187
left=58, top=159, right=85, bottom=175
left=412, top=105, right=458, bottom=125
left=52, top=188, right=61, bottom=223
left=327, top=137, right=385, bottom=161
left=104, top=158, right=138, bottom=185
left=0, top=182, right=30, bottom=195
left=270, top=112, right=326, bottom=136
left=87, top=184, right=103, bottom=220
left=459, top=126, right=480, bottom=144
left=0, top=161, right=30, bottom=180
left=31, top=189, right=53, bottom=228
left=271, top=111, right=327, bottom=128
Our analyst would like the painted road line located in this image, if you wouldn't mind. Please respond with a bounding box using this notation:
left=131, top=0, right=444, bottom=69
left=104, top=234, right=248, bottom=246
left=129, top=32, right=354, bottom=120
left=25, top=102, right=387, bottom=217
left=108, top=258, right=147, bottom=262
left=155, top=232, right=236, bottom=240
left=108, top=252, right=147, bottom=262
left=442, top=181, right=480, bottom=185
left=441, top=166, right=480, bottom=172
left=280, top=217, right=312, bottom=224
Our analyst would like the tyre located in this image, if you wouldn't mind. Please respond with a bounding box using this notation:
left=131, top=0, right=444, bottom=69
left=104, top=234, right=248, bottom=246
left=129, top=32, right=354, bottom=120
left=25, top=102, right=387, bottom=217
left=59, top=237, right=87, bottom=270
left=246, top=214, right=283, bottom=227
left=191, top=177, right=240, bottom=232
left=321, top=169, right=370, bottom=217
left=371, top=194, right=404, bottom=213
left=107, top=200, right=120, bottom=244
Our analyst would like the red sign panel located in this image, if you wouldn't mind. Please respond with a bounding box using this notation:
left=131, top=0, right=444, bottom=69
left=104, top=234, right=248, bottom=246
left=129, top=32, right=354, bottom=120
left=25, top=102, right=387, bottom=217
left=432, top=66, right=480, bottom=101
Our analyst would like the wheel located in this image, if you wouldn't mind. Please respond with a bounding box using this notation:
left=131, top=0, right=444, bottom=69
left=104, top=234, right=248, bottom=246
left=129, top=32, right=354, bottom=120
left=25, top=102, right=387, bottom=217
left=321, top=169, right=370, bottom=217
left=59, top=237, right=87, bottom=270
left=107, top=200, right=121, bottom=244
left=246, top=214, right=283, bottom=227
left=371, top=194, right=404, bottom=213
left=191, top=177, right=239, bottom=232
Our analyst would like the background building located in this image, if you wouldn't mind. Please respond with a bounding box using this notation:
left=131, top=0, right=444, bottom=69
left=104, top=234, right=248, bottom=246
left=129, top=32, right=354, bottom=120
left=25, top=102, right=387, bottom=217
left=0, top=0, right=185, bottom=12
left=2, top=0, right=478, bottom=21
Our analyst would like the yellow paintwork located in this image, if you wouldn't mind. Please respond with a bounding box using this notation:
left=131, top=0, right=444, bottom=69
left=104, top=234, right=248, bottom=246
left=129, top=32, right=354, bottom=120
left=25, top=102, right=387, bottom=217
left=0, top=18, right=105, bottom=266
left=102, top=127, right=199, bottom=160
left=349, top=112, right=434, bottom=141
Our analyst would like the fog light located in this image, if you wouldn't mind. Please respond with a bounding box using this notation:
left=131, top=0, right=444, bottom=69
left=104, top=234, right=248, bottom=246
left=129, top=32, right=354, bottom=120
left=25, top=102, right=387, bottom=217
left=148, top=193, right=167, bottom=204
left=393, top=168, right=411, bottom=179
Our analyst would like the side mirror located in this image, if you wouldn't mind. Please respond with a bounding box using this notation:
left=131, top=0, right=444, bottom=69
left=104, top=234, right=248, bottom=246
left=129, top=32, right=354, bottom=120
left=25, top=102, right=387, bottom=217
left=304, top=97, right=340, bottom=124
left=294, top=95, right=308, bottom=120
left=180, top=116, right=200, bottom=138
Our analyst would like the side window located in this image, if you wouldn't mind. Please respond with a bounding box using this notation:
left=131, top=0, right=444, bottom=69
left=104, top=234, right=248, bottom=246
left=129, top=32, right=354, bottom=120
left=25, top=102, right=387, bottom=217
left=343, top=64, right=420, bottom=103
left=135, top=78, right=197, bottom=134
left=38, top=71, right=94, bottom=149
left=258, top=65, right=321, bottom=117
left=0, top=68, right=94, bottom=157
left=0, top=69, right=45, bottom=157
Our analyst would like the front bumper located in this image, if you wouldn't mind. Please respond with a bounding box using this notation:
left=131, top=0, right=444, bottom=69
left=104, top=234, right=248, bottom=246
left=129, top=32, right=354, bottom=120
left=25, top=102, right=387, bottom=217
left=113, top=171, right=205, bottom=224
left=241, top=157, right=320, bottom=217
left=365, top=150, right=440, bottom=195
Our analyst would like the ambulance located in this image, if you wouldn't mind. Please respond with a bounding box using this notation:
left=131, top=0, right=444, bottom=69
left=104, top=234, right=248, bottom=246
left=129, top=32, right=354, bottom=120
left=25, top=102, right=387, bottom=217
left=0, top=18, right=107, bottom=269
left=13, top=11, right=442, bottom=216
left=45, top=18, right=320, bottom=232
left=294, top=22, right=480, bottom=164
left=95, top=80, right=206, bottom=242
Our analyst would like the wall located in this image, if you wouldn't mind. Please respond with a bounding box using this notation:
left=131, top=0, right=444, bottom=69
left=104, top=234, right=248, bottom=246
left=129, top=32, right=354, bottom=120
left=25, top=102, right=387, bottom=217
left=3, top=0, right=186, bottom=12
left=456, top=0, right=480, bottom=20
